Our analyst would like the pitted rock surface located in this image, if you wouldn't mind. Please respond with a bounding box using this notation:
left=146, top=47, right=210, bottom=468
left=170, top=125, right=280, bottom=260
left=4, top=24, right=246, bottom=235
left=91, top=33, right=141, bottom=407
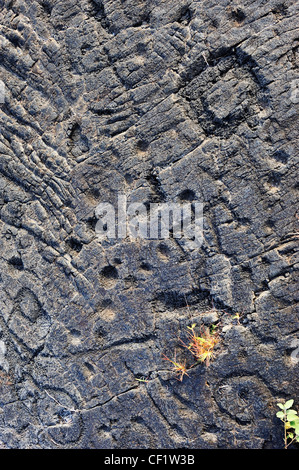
left=0, top=0, right=298, bottom=449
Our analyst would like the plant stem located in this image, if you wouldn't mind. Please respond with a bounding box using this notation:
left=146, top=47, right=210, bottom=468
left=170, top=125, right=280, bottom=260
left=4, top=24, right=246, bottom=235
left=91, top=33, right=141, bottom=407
left=284, top=410, right=287, bottom=449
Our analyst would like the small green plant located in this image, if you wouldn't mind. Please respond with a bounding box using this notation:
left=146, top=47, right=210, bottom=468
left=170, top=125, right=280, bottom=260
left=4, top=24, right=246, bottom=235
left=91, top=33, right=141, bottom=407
left=228, top=310, right=245, bottom=325
left=276, top=399, right=299, bottom=449
left=232, top=312, right=241, bottom=324
left=135, top=376, right=150, bottom=383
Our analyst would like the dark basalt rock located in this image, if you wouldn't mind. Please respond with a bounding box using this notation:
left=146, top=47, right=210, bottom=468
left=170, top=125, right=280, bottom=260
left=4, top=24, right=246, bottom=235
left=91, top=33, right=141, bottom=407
left=0, top=0, right=298, bottom=449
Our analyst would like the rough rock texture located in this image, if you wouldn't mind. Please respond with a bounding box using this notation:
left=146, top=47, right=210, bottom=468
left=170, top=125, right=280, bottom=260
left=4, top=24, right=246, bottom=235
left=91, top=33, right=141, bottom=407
left=0, top=0, right=298, bottom=449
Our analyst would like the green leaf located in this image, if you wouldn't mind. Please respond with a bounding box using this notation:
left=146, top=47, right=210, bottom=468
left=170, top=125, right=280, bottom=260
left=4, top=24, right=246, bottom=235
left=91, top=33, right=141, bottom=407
left=288, top=433, right=294, bottom=439
left=276, top=411, right=284, bottom=419
left=289, top=415, right=299, bottom=422
left=285, top=399, right=294, bottom=409
left=277, top=403, right=284, bottom=410
left=290, top=420, right=299, bottom=428
left=286, top=410, right=298, bottom=419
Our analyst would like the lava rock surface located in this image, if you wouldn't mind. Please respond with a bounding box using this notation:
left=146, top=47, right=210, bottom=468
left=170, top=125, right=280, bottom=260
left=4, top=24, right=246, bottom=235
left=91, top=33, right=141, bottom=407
left=0, top=0, right=298, bottom=449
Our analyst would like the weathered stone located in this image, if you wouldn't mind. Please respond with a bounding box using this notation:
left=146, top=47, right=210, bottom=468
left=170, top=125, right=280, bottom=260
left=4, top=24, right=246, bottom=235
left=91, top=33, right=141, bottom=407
left=0, top=0, right=298, bottom=450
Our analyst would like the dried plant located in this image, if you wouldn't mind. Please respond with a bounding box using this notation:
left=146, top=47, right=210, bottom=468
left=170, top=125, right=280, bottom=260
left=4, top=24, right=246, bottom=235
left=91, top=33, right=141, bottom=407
left=180, top=323, right=219, bottom=367
left=162, top=352, right=190, bottom=382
